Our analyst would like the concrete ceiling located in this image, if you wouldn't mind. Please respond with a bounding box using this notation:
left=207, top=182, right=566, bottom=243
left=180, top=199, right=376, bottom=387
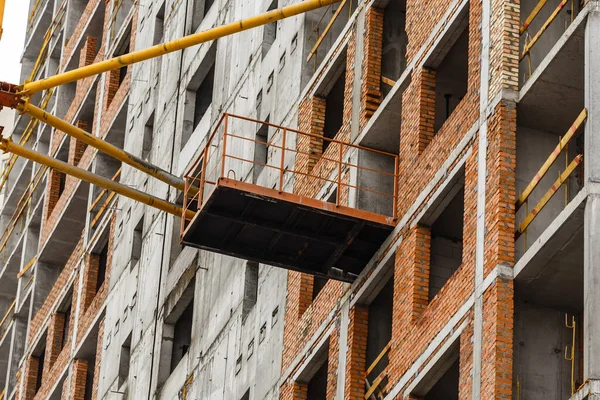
left=518, top=21, right=585, bottom=136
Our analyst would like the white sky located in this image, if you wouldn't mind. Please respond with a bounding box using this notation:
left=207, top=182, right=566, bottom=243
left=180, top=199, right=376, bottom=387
left=0, top=1, right=28, bottom=135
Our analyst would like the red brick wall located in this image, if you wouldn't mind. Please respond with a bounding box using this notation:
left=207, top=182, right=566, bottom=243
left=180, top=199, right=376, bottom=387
left=344, top=306, right=368, bottom=400
left=68, top=121, right=89, bottom=166
left=22, top=356, right=40, bottom=400
left=360, top=7, right=384, bottom=130
left=91, top=318, right=105, bottom=400
left=68, top=359, right=89, bottom=400
left=43, top=312, right=65, bottom=377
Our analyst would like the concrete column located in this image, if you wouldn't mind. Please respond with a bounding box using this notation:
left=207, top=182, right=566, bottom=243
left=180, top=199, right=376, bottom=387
left=584, top=6, right=600, bottom=381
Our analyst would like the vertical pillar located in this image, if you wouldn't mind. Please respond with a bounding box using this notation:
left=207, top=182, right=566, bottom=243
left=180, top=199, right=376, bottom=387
left=344, top=306, right=368, bottom=400
left=584, top=7, right=600, bottom=382
left=68, top=359, right=88, bottom=400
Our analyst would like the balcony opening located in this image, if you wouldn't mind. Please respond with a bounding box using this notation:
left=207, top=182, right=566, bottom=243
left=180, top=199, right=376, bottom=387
left=411, top=343, right=460, bottom=400
left=191, top=0, right=216, bottom=33
left=60, top=292, right=73, bottom=349
left=432, top=22, right=468, bottom=134
left=262, top=1, right=278, bottom=57
left=513, top=223, right=583, bottom=399
left=519, top=0, right=583, bottom=85
left=365, top=274, right=393, bottom=395
left=302, top=0, right=352, bottom=88
left=381, top=0, right=407, bottom=98
left=322, top=65, right=346, bottom=153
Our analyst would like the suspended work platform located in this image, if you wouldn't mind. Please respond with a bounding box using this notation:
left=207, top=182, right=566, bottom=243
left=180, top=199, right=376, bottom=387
left=181, top=114, right=398, bottom=282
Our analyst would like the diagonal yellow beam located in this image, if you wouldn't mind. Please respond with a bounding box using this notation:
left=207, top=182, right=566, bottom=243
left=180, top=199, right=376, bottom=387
left=20, top=101, right=198, bottom=195
left=0, top=0, right=5, bottom=40
left=20, top=0, right=341, bottom=95
left=0, top=137, right=194, bottom=220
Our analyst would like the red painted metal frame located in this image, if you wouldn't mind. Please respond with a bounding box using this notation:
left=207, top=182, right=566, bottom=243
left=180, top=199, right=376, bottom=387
left=181, top=113, right=399, bottom=239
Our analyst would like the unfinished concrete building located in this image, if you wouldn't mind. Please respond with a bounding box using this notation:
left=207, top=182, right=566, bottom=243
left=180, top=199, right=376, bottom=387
left=0, top=0, right=598, bottom=399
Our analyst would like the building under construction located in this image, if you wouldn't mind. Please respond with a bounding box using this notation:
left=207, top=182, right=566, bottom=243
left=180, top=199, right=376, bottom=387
left=0, top=0, right=598, bottom=398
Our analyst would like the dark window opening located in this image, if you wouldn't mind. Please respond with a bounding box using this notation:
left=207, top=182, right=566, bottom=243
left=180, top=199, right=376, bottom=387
left=381, top=0, right=407, bottom=98
left=326, top=188, right=337, bottom=204
left=118, top=333, right=132, bottom=388
left=169, top=216, right=183, bottom=267
left=433, top=23, right=469, bottom=134
left=323, top=68, right=346, bottom=153
left=115, top=23, right=132, bottom=87
left=96, top=242, right=109, bottom=292
left=253, top=118, right=270, bottom=183
left=62, top=307, right=71, bottom=348
left=423, top=359, right=459, bottom=400
left=306, top=357, right=328, bottom=400
left=143, top=112, right=154, bottom=160
left=183, top=62, right=216, bottom=148
left=34, top=347, right=46, bottom=393
left=170, top=299, right=194, bottom=372
left=241, top=389, right=250, bottom=400
left=242, top=262, right=259, bottom=320
left=312, top=276, right=328, bottom=301
left=131, top=217, right=143, bottom=269
left=262, top=1, right=278, bottom=57
left=193, top=64, right=215, bottom=128
left=58, top=172, right=67, bottom=198
left=192, top=0, right=216, bottom=32
left=154, top=2, right=166, bottom=45
left=366, top=277, right=393, bottom=387
left=84, top=352, right=97, bottom=400
left=428, top=185, right=464, bottom=301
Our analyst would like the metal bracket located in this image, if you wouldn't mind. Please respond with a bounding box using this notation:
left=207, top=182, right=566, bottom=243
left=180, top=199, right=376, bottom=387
left=0, top=82, right=20, bottom=110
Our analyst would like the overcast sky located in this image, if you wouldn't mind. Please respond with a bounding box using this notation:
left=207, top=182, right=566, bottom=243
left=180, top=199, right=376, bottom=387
left=0, top=1, right=28, bottom=134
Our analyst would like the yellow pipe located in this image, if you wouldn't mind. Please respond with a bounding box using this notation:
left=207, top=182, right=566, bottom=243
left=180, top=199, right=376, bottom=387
left=516, top=108, right=587, bottom=210
left=0, top=138, right=194, bottom=220
left=20, top=0, right=341, bottom=95
left=20, top=101, right=198, bottom=195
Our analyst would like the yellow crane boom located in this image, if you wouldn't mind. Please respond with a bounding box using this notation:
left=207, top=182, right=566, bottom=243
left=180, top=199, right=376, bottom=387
left=0, top=137, right=193, bottom=219
left=19, top=0, right=340, bottom=95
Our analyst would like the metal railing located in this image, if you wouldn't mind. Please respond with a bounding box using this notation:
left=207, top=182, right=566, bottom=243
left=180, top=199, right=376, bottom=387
left=181, top=113, right=399, bottom=235
left=520, top=0, right=578, bottom=77
left=364, top=341, right=391, bottom=399
left=515, top=109, right=586, bottom=245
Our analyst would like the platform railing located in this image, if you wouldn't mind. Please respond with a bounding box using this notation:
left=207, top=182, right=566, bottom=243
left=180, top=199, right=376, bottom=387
left=182, top=113, right=399, bottom=236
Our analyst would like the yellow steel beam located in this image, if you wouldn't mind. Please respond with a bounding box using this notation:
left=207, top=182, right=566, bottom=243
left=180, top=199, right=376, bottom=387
left=516, top=108, right=587, bottom=210
left=0, top=138, right=194, bottom=220
left=516, top=154, right=582, bottom=239
left=20, top=101, right=198, bottom=195
left=20, top=0, right=341, bottom=95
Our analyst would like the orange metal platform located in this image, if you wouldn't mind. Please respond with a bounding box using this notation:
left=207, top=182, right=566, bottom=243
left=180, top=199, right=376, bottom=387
left=181, top=114, right=398, bottom=281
